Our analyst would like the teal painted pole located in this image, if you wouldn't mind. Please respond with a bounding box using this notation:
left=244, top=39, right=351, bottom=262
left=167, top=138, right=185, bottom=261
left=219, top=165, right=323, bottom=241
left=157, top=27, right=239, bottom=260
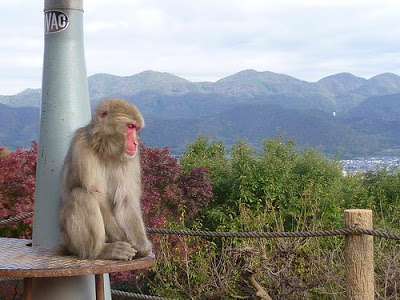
left=32, top=1, right=111, bottom=298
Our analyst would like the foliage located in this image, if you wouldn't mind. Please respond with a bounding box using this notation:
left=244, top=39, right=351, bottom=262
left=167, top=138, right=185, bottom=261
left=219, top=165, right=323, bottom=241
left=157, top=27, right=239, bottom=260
left=151, top=135, right=400, bottom=299
left=180, top=135, right=234, bottom=227
left=0, top=142, right=37, bottom=238
left=0, top=147, right=10, bottom=158
left=140, top=144, right=213, bottom=226
left=362, top=169, right=400, bottom=228
left=2, top=136, right=400, bottom=299
left=150, top=225, right=241, bottom=299
left=181, top=136, right=346, bottom=233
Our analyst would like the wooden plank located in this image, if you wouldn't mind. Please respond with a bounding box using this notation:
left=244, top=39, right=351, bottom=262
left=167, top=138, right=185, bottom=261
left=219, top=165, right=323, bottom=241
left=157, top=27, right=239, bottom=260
left=0, top=238, right=155, bottom=278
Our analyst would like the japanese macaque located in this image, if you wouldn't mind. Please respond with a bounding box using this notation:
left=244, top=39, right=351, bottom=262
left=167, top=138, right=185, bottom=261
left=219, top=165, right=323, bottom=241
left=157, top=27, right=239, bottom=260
left=58, top=98, right=152, bottom=260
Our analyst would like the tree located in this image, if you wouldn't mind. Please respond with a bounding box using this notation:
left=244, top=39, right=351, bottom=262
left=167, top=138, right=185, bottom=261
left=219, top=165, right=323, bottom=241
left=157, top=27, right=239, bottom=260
left=0, top=142, right=37, bottom=238
left=140, top=144, right=213, bottom=225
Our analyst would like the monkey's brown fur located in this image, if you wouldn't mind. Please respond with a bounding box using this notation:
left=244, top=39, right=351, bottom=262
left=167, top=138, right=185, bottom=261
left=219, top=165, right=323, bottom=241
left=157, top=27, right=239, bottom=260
left=59, top=99, right=152, bottom=260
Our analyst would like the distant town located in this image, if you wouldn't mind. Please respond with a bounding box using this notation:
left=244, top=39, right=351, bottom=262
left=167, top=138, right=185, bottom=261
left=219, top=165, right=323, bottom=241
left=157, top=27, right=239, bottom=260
left=341, top=156, right=400, bottom=174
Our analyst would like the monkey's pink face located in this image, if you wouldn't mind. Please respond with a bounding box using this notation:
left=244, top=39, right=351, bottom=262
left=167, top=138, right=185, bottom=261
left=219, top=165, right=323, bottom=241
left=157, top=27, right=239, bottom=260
left=125, top=123, right=140, bottom=157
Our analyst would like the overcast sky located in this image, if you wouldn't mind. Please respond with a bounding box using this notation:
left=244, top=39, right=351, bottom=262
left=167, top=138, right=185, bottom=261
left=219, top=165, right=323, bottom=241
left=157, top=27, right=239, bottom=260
left=1, top=0, right=399, bottom=95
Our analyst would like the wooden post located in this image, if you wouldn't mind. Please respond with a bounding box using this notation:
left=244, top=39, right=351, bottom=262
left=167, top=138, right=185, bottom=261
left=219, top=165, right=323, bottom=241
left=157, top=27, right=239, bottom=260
left=95, top=274, right=105, bottom=300
left=24, top=278, right=33, bottom=300
left=344, top=209, right=374, bottom=300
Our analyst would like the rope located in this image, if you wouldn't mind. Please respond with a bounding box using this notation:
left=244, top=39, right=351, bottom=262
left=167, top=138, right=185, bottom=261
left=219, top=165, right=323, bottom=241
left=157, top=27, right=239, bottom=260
left=1, top=212, right=399, bottom=300
left=147, top=227, right=353, bottom=238
left=2, top=212, right=400, bottom=240
left=0, top=281, right=173, bottom=300
left=147, top=227, right=400, bottom=240
left=355, top=228, right=400, bottom=240
left=0, top=212, right=33, bottom=227
left=111, top=289, right=175, bottom=300
left=0, top=277, right=22, bottom=282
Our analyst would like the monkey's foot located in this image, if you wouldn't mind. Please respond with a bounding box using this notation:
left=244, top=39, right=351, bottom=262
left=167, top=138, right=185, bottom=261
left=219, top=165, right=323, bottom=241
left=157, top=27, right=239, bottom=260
left=130, top=240, right=153, bottom=257
left=99, top=241, right=137, bottom=261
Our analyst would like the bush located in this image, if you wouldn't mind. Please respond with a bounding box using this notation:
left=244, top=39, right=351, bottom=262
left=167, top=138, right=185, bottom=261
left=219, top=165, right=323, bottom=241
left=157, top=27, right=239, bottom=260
left=181, top=137, right=346, bottom=233
left=140, top=144, right=213, bottom=226
left=1, top=137, right=400, bottom=298
left=0, top=142, right=37, bottom=238
left=151, top=135, right=400, bottom=299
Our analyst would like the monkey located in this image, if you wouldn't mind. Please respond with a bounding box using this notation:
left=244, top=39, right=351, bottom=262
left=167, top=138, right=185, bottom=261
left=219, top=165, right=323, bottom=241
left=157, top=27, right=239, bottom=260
left=58, top=98, right=152, bottom=260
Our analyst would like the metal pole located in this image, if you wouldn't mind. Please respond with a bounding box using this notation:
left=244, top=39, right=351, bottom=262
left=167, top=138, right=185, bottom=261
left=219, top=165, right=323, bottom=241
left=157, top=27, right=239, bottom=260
left=32, top=1, right=111, bottom=299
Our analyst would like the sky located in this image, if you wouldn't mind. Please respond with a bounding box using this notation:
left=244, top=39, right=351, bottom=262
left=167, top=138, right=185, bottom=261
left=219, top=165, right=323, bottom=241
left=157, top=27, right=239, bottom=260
left=1, top=0, right=400, bottom=95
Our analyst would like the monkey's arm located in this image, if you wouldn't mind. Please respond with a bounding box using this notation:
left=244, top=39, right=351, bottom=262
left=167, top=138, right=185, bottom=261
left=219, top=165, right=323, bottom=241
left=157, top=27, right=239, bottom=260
left=68, top=135, right=103, bottom=193
left=117, top=204, right=152, bottom=257
left=98, top=200, right=128, bottom=242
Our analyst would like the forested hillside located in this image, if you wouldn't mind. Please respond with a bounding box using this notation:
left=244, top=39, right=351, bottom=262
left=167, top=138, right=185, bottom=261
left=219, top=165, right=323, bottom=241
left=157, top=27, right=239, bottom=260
left=1, top=70, right=400, bottom=156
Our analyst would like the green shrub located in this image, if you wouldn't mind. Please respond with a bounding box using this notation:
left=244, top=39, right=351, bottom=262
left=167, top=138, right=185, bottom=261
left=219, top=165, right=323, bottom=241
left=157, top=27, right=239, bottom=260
left=151, top=135, right=400, bottom=299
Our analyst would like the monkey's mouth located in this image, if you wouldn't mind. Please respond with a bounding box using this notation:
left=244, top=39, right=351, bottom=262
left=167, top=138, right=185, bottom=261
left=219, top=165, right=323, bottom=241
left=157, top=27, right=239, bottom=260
left=126, top=148, right=137, bottom=156
left=126, top=131, right=138, bottom=156
left=126, top=142, right=137, bottom=156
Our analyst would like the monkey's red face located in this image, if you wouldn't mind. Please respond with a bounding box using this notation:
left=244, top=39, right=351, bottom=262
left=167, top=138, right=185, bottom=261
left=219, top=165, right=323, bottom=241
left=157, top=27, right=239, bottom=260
left=125, top=123, right=140, bottom=157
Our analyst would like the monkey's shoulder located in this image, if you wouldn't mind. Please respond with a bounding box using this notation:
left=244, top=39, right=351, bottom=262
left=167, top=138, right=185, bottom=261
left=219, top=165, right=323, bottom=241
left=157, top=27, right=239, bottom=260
left=68, top=127, right=97, bottom=155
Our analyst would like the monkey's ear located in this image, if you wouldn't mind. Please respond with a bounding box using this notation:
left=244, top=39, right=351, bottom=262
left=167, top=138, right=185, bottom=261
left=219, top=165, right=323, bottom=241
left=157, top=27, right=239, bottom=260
left=98, top=111, right=108, bottom=120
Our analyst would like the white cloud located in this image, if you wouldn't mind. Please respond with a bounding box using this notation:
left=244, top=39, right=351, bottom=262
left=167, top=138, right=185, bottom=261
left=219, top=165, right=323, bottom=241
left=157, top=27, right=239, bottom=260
left=0, top=0, right=399, bottom=94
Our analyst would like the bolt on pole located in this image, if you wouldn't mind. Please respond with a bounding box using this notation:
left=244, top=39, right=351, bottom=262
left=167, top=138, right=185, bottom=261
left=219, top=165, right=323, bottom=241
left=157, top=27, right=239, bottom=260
left=32, top=1, right=110, bottom=299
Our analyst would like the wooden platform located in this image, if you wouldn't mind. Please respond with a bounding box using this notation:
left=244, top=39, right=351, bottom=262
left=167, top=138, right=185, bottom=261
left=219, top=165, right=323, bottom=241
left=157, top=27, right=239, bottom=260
left=0, top=237, right=155, bottom=299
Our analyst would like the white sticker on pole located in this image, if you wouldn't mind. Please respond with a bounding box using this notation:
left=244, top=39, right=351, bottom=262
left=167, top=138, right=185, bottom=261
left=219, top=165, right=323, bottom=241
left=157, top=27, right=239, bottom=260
left=44, top=10, right=69, bottom=34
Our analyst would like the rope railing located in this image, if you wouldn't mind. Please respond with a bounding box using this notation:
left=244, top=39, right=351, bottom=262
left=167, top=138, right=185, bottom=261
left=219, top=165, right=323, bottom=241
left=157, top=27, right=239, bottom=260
left=1, top=211, right=399, bottom=299
left=2, top=212, right=400, bottom=241
left=0, top=277, right=23, bottom=282
left=111, top=289, right=175, bottom=300
left=148, top=227, right=350, bottom=238
left=147, top=227, right=400, bottom=240
left=0, top=212, right=33, bottom=227
left=0, top=277, right=171, bottom=300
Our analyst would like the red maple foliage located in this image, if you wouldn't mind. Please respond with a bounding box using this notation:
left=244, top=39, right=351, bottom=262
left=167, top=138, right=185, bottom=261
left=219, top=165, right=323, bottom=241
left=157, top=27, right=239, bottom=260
left=141, top=145, right=213, bottom=227
left=0, top=142, right=37, bottom=238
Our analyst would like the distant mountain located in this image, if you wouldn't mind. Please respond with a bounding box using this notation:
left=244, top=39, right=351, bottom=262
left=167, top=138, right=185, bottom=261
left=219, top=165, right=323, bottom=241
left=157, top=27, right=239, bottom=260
left=125, top=92, right=243, bottom=120
left=316, top=73, right=366, bottom=96
left=354, top=73, right=400, bottom=97
left=0, top=89, right=41, bottom=108
left=88, top=70, right=206, bottom=100
left=346, top=93, right=400, bottom=122
left=4, top=70, right=400, bottom=112
left=0, top=103, right=39, bottom=149
left=214, top=69, right=326, bottom=97
left=1, top=70, right=400, bottom=156
left=143, top=103, right=387, bottom=156
left=342, top=93, right=400, bottom=155
left=144, top=104, right=335, bottom=152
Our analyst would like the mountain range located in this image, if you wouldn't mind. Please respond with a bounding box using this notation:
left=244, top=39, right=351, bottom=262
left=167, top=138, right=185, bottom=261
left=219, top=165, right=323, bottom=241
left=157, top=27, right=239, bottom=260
left=1, top=69, right=400, bottom=157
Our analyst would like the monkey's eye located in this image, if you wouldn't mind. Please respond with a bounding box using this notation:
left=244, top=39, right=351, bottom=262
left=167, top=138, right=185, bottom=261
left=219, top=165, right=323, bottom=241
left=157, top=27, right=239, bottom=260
left=126, top=123, right=139, bottom=130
